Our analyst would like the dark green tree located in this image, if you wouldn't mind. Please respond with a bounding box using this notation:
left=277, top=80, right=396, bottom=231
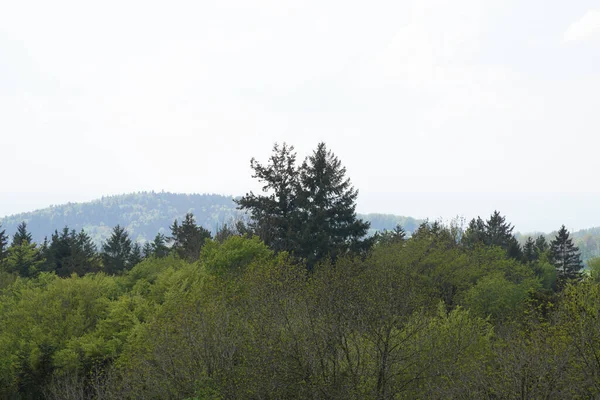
left=523, top=237, right=537, bottom=263
left=151, top=233, right=170, bottom=258
left=129, top=243, right=143, bottom=267
left=550, top=225, right=583, bottom=283
left=462, top=217, right=486, bottom=249
left=101, top=225, right=133, bottom=274
left=42, top=228, right=100, bottom=276
left=142, top=242, right=153, bottom=258
left=235, top=142, right=300, bottom=252
left=462, top=212, right=521, bottom=260
left=0, top=224, right=8, bottom=268
left=376, top=224, right=406, bottom=246
left=535, top=235, right=549, bottom=256
left=169, top=213, right=211, bottom=262
left=4, top=240, right=44, bottom=277
left=296, top=142, right=371, bottom=267
left=12, top=222, right=33, bottom=247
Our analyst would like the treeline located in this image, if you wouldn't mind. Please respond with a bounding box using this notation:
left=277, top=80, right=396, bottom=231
left=0, top=142, right=598, bottom=399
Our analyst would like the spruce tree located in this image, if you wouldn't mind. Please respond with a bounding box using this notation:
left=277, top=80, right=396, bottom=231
left=0, top=224, right=8, bottom=267
left=101, top=225, right=133, bottom=274
left=142, top=242, right=153, bottom=258
left=550, top=225, right=583, bottom=283
left=12, top=222, right=33, bottom=247
left=376, top=224, right=406, bottom=246
left=169, top=213, right=211, bottom=262
left=535, top=235, right=549, bottom=256
left=297, top=142, right=371, bottom=267
left=235, top=142, right=299, bottom=252
left=5, top=241, right=44, bottom=277
left=462, top=217, right=486, bottom=249
left=129, top=243, right=143, bottom=267
left=523, top=237, right=537, bottom=263
left=151, top=233, right=169, bottom=258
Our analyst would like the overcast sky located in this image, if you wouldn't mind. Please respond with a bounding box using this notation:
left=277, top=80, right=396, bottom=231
left=1, top=0, right=600, bottom=232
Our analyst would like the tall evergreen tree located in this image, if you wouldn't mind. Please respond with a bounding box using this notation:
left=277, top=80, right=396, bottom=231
left=296, top=142, right=371, bottom=267
left=12, top=222, right=33, bottom=247
left=129, top=243, right=143, bottom=267
left=462, top=217, right=486, bottom=249
left=169, top=213, right=211, bottom=262
left=235, top=142, right=300, bottom=252
left=535, top=235, right=549, bottom=256
left=523, top=237, right=537, bottom=263
left=376, top=224, right=406, bottom=247
left=462, top=211, right=521, bottom=260
left=151, top=233, right=170, bottom=258
left=5, top=241, right=44, bottom=277
left=142, top=242, right=153, bottom=258
left=43, top=227, right=100, bottom=276
left=550, top=225, right=583, bottom=283
left=0, top=224, right=8, bottom=268
left=101, top=225, right=133, bottom=274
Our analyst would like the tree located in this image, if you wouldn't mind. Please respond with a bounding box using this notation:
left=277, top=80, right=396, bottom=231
left=12, top=222, right=33, bottom=247
left=550, top=225, right=583, bottom=283
left=0, top=225, right=8, bottom=268
left=523, top=237, right=537, bottom=263
left=375, top=224, right=406, bottom=247
left=43, top=228, right=101, bottom=276
left=129, top=243, right=143, bottom=267
left=296, top=142, right=371, bottom=267
left=151, top=233, right=169, bottom=258
left=462, top=212, right=521, bottom=260
left=169, top=213, right=212, bottom=262
left=142, top=242, right=153, bottom=258
left=101, top=225, right=133, bottom=274
left=4, top=240, right=44, bottom=277
left=235, top=142, right=300, bottom=252
left=535, top=235, right=549, bottom=255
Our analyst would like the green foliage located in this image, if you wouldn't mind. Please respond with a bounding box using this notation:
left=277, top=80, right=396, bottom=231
left=550, top=225, right=584, bottom=284
left=169, top=213, right=212, bottom=262
left=101, top=225, right=133, bottom=275
left=237, top=142, right=372, bottom=269
left=200, top=236, right=273, bottom=276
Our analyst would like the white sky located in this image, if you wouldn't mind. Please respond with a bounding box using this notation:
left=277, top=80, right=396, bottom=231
left=1, top=0, right=600, bottom=233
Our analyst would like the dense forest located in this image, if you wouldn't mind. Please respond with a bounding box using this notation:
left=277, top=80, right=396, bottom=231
left=1, top=142, right=600, bottom=399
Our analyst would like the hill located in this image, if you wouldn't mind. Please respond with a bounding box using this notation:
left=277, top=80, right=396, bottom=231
left=0, top=192, right=422, bottom=245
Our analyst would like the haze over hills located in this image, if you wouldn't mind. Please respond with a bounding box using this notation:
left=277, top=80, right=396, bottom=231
left=0, top=192, right=422, bottom=245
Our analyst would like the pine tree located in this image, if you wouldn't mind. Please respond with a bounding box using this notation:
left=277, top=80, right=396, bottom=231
left=101, top=225, right=133, bottom=274
left=235, top=142, right=300, bottom=252
left=297, top=142, right=371, bottom=268
left=129, top=243, right=143, bottom=267
left=550, top=225, right=583, bottom=283
left=462, top=212, right=521, bottom=260
left=169, top=213, right=211, bottom=262
left=485, top=211, right=515, bottom=249
left=151, top=233, right=169, bottom=258
left=5, top=240, right=44, bottom=277
left=376, top=224, right=406, bottom=246
left=12, top=222, right=33, bottom=247
left=0, top=224, right=8, bottom=268
left=142, top=242, right=153, bottom=258
left=535, top=235, right=549, bottom=256
left=42, top=227, right=100, bottom=276
left=523, top=237, right=537, bottom=263
left=462, top=217, right=486, bottom=248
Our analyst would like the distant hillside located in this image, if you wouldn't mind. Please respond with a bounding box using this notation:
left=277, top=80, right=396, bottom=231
left=0, top=192, right=241, bottom=245
left=0, top=192, right=422, bottom=245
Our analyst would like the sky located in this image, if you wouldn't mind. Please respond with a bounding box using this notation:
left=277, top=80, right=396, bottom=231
left=1, top=0, right=600, bottom=233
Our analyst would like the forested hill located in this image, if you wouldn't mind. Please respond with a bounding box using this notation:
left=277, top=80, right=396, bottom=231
left=0, top=192, right=422, bottom=245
